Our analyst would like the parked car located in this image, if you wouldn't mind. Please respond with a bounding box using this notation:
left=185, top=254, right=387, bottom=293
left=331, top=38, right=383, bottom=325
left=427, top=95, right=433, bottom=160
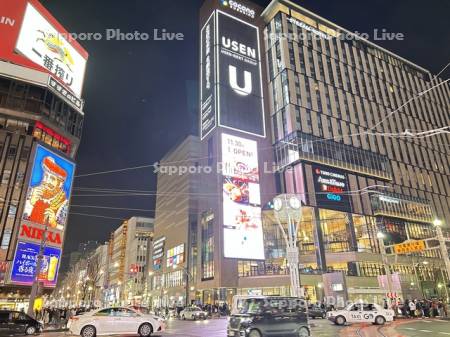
left=327, top=303, right=394, bottom=326
left=180, top=307, right=208, bottom=320
left=0, top=310, right=43, bottom=335
left=227, top=296, right=309, bottom=337
left=68, top=307, right=165, bottom=337
left=307, top=305, right=327, bottom=319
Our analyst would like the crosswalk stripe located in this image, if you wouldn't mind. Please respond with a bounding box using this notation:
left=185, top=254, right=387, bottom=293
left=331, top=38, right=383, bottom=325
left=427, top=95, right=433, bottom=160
left=419, top=330, right=432, bottom=333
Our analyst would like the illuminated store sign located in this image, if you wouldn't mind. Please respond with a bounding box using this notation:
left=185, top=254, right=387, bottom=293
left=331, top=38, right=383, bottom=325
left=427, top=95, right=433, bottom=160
left=312, top=164, right=351, bottom=213
left=287, top=16, right=330, bottom=40
left=152, top=236, right=165, bottom=271
left=221, top=133, right=265, bottom=260
left=10, top=241, right=61, bottom=287
left=200, top=10, right=265, bottom=139
left=200, top=13, right=216, bottom=139
left=220, top=0, right=256, bottom=19
left=166, top=244, right=184, bottom=268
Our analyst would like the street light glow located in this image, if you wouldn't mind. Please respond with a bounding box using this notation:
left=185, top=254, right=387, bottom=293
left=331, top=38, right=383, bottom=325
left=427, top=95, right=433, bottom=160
left=433, top=218, right=443, bottom=227
left=376, top=232, right=385, bottom=239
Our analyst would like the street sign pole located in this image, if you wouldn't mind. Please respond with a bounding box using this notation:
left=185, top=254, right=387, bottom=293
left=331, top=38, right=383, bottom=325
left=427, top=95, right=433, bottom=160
left=27, top=217, right=49, bottom=317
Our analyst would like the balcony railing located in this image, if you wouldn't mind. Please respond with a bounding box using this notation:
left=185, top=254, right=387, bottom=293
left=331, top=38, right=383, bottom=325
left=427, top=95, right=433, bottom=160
left=370, top=192, right=433, bottom=223
left=274, top=131, right=392, bottom=180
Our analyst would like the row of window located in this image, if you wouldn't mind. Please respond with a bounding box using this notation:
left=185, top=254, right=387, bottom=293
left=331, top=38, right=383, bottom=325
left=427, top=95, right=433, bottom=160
left=0, top=77, right=83, bottom=139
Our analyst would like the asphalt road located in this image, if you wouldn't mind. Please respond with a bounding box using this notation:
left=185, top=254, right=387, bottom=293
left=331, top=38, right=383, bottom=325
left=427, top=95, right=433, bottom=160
left=38, top=317, right=449, bottom=337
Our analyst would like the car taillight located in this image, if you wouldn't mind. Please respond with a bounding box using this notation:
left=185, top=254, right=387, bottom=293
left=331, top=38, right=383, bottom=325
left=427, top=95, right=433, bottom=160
left=71, top=317, right=79, bottom=321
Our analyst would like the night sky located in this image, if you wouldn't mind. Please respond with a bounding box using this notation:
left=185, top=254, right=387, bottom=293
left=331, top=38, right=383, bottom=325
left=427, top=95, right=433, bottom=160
left=39, top=0, right=450, bottom=255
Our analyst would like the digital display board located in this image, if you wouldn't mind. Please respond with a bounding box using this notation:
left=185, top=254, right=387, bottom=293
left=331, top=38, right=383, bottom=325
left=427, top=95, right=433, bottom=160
left=200, top=12, right=217, bottom=139
left=216, top=11, right=265, bottom=137
left=22, top=144, right=75, bottom=232
left=200, top=10, right=265, bottom=139
left=152, top=236, right=165, bottom=271
left=166, top=244, right=185, bottom=268
left=312, top=164, right=351, bottom=213
left=15, top=3, right=87, bottom=96
left=222, top=133, right=265, bottom=260
left=10, top=241, right=61, bottom=287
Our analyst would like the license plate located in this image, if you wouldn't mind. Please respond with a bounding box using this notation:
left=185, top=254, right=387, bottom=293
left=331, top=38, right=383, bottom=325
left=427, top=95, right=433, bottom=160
left=229, top=331, right=235, bottom=337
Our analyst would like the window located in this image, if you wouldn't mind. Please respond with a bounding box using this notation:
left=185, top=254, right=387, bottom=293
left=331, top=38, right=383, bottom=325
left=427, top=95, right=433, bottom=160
left=201, top=212, right=214, bottom=280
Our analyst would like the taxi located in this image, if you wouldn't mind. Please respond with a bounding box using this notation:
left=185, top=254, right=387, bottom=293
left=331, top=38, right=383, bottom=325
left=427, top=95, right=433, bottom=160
left=327, top=303, right=394, bottom=326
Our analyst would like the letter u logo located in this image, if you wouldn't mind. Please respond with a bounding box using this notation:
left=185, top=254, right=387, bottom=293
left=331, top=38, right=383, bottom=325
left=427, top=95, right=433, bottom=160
left=229, top=65, right=252, bottom=96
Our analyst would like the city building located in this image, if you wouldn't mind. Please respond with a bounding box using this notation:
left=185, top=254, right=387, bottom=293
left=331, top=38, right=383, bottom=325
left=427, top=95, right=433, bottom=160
left=149, top=135, right=202, bottom=308
left=106, top=216, right=154, bottom=305
left=151, top=0, right=450, bottom=308
left=0, top=0, right=88, bottom=306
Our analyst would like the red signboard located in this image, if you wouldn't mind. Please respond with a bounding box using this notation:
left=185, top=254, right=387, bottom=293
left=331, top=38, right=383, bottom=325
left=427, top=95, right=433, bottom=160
left=0, top=0, right=88, bottom=96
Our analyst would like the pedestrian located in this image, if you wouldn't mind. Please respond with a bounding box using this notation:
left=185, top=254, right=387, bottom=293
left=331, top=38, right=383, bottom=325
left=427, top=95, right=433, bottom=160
left=409, top=300, right=416, bottom=318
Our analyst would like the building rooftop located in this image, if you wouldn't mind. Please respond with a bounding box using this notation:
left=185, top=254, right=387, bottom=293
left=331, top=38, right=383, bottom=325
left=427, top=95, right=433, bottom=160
left=262, top=0, right=430, bottom=75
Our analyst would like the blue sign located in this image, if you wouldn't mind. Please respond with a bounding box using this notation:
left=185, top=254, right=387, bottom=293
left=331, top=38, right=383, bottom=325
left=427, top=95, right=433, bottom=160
left=312, top=164, right=351, bottom=213
left=10, top=241, right=61, bottom=287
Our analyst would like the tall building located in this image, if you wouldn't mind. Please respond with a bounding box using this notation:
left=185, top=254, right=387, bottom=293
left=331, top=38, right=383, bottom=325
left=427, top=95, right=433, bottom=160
left=106, top=216, right=154, bottom=305
left=0, top=0, right=88, bottom=304
left=150, top=135, right=202, bottom=308
left=152, top=0, right=449, bottom=307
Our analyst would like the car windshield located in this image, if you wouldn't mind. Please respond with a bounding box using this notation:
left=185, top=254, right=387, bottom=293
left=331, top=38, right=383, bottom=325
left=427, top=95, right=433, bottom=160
left=239, top=299, right=264, bottom=314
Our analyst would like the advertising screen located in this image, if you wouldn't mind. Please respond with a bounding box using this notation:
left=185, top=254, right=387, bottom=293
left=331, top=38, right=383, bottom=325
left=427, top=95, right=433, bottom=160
left=10, top=241, right=61, bottom=287
left=166, top=244, right=184, bottom=268
left=152, top=236, right=166, bottom=271
left=15, top=3, right=87, bottom=96
left=216, top=11, right=265, bottom=137
left=22, top=144, right=75, bottom=232
left=221, top=133, right=265, bottom=260
left=312, top=164, right=351, bottom=213
left=200, top=12, right=216, bottom=139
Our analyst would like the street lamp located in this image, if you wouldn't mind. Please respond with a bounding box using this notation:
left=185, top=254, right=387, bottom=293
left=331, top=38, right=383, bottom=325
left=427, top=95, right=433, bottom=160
left=377, top=231, right=394, bottom=304
left=433, top=219, right=450, bottom=301
left=273, top=194, right=303, bottom=298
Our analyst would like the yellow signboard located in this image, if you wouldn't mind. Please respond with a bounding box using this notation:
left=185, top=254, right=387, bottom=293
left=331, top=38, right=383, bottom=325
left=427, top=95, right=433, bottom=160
left=393, top=240, right=426, bottom=254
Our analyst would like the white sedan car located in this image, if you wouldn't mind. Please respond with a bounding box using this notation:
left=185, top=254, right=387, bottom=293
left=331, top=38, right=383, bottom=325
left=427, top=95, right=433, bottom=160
left=327, top=303, right=394, bottom=326
left=68, top=307, right=165, bottom=337
left=179, top=307, right=208, bottom=320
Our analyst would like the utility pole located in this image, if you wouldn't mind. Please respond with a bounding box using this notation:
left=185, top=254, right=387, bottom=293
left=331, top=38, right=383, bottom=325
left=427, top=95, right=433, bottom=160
left=28, top=217, right=49, bottom=317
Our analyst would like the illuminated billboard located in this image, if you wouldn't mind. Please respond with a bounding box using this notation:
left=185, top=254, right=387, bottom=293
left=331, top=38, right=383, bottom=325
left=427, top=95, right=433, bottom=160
left=216, top=11, right=265, bottom=137
left=166, top=244, right=185, bottom=268
left=312, top=164, right=351, bottom=213
left=200, top=10, right=265, bottom=139
left=152, top=236, right=166, bottom=271
left=22, top=144, right=75, bottom=232
left=222, top=133, right=264, bottom=260
left=200, top=12, right=217, bottom=139
left=15, top=2, right=87, bottom=96
left=10, top=241, right=61, bottom=287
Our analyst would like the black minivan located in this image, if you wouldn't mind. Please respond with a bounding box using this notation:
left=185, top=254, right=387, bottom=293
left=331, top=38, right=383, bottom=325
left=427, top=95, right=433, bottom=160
left=0, top=310, right=43, bottom=335
left=227, top=297, right=310, bottom=337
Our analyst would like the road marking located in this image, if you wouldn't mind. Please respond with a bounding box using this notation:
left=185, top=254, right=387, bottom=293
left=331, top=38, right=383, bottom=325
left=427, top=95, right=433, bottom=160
left=419, top=330, right=433, bottom=333
left=439, top=333, right=450, bottom=336
left=403, top=327, right=416, bottom=330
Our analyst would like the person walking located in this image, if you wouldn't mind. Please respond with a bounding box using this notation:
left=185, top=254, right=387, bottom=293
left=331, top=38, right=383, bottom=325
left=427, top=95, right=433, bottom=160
left=408, top=300, right=416, bottom=318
